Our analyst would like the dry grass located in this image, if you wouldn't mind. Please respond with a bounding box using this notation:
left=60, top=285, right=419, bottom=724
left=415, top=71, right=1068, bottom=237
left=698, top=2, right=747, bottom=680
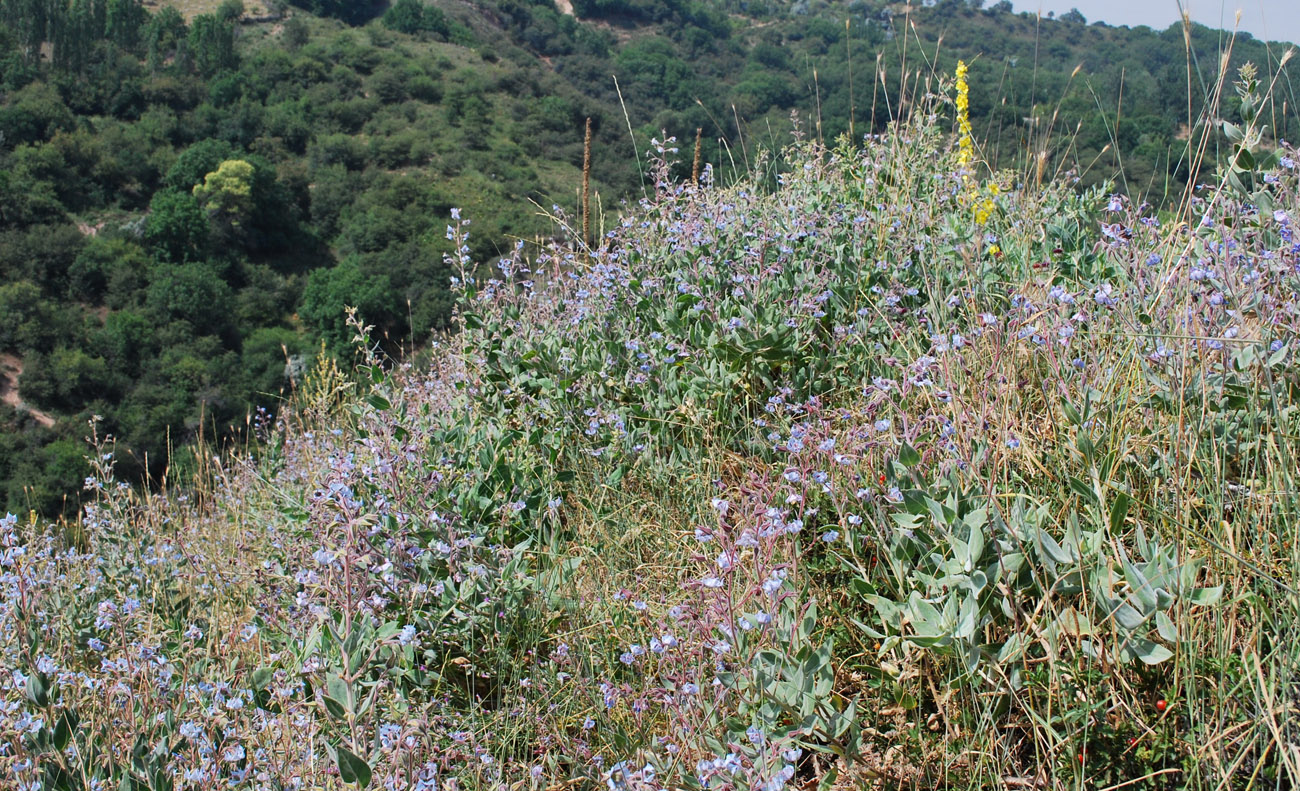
left=143, top=0, right=273, bottom=21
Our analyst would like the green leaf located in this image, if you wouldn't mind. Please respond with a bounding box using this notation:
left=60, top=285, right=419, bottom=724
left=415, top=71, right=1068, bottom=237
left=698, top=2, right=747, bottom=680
left=996, top=633, right=1026, bottom=664
left=1189, top=585, right=1223, bottom=606
left=336, top=745, right=373, bottom=787
left=53, top=709, right=78, bottom=751
left=1124, top=636, right=1174, bottom=665
left=606, top=465, right=626, bottom=487
left=954, top=594, right=978, bottom=640
left=1036, top=529, right=1073, bottom=565
left=1068, top=476, right=1097, bottom=506
left=1155, top=611, right=1179, bottom=643
left=1111, top=601, right=1148, bottom=631
left=322, top=696, right=349, bottom=720
left=246, top=666, right=273, bottom=692
left=25, top=672, right=49, bottom=707
left=799, top=602, right=818, bottom=642
left=1109, top=491, right=1131, bottom=534
left=1060, top=398, right=1082, bottom=426
left=1074, top=434, right=1096, bottom=463
left=898, top=443, right=921, bottom=468
left=1120, top=549, right=1158, bottom=612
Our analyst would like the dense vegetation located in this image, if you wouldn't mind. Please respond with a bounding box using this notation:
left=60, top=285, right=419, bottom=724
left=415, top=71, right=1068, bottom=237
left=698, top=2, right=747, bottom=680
left=0, top=0, right=1295, bottom=518
left=3, top=54, right=1298, bottom=788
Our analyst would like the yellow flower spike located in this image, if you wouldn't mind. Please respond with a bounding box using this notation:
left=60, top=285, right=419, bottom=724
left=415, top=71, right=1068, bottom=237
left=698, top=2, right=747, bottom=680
left=955, top=60, right=989, bottom=223
left=955, top=61, right=973, bottom=169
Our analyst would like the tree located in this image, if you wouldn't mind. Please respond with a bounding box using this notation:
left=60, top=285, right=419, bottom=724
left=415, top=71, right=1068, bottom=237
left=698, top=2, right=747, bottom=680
left=282, top=14, right=309, bottom=48
left=383, top=0, right=424, bottom=34
left=144, top=5, right=189, bottom=72
left=0, top=280, right=59, bottom=353
left=241, top=326, right=302, bottom=400
left=145, top=261, right=234, bottom=338
left=193, top=159, right=255, bottom=221
left=106, top=0, right=147, bottom=50
left=94, top=309, right=155, bottom=375
left=299, top=256, right=395, bottom=354
left=168, top=138, right=241, bottom=190
left=188, top=13, right=237, bottom=77
left=0, top=82, right=76, bottom=146
left=288, top=0, right=381, bottom=26
left=217, top=0, right=245, bottom=22
left=68, top=236, right=149, bottom=305
left=0, top=0, right=50, bottom=64
left=145, top=189, right=209, bottom=262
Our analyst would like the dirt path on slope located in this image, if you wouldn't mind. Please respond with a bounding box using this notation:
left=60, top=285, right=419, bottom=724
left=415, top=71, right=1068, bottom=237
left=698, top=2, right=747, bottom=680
left=0, top=353, right=56, bottom=428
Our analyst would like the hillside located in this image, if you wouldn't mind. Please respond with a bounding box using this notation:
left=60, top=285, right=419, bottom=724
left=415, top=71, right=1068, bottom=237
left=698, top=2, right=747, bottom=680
left=0, top=0, right=1296, bottom=519
left=3, top=73, right=1299, bottom=788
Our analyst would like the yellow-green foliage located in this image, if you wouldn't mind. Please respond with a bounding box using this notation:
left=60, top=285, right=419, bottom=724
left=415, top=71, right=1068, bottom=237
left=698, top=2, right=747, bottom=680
left=193, top=158, right=254, bottom=220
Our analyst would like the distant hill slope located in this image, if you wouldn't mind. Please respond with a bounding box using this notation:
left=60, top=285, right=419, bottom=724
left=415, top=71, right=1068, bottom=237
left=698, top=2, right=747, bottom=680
left=144, top=0, right=274, bottom=20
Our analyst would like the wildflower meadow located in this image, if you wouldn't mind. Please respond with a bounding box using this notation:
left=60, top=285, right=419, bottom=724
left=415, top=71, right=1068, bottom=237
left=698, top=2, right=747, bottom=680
left=2, top=61, right=1299, bottom=790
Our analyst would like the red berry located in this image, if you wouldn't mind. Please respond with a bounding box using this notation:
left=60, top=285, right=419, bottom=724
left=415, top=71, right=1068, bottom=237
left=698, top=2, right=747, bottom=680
left=1128, top=737, right=1138, bottom=748
left=1156, top=699, right=1167, bottom=712
left=879, top=474, right=886, bottom=483
left=1077, top=752, right=1085, bottom=764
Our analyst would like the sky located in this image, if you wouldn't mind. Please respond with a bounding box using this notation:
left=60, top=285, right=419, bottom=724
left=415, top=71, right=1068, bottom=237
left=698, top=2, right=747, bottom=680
left=1008, top=1, right=1300, bottom=46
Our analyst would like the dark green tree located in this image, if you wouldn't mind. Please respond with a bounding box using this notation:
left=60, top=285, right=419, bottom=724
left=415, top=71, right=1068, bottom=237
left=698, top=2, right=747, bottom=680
left=145, top=261, right=235, bottom=338
left=383, top=0, right=424, bottom=34
left=188, top=13, right=237, bottom=77
left=144, top=190, right=209, bottom=263
left=299, top=255, right=394, bottom=354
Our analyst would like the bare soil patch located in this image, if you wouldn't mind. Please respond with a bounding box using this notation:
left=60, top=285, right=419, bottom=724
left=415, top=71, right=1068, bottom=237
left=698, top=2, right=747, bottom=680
left=0, top=353, right=57, bottom=428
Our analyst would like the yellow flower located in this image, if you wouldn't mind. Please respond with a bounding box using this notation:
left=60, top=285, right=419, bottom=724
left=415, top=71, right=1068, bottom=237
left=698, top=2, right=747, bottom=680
left=955, top=61, right=973, bottom=168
